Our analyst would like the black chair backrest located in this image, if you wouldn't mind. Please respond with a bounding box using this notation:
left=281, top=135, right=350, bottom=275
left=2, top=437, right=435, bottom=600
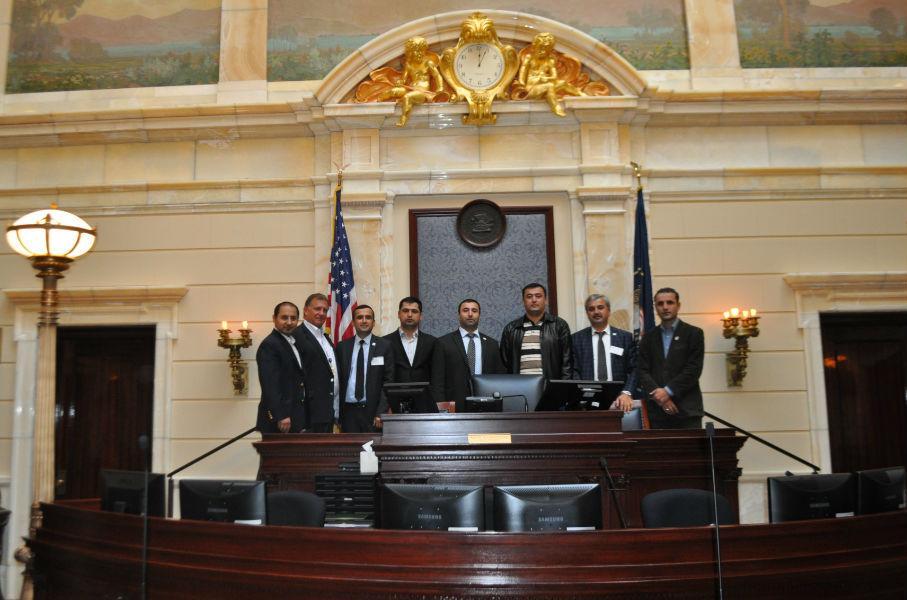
left=641, top=488, right=736, bottom=528
left=470, top=374, right=546, bottom=412
left=267, top=490, right=326, bottom=527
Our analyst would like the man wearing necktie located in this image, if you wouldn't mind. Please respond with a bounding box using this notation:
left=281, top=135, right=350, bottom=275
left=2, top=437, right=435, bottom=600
left=431, top=299, right=505, bottom=412
left=570, top=294, right=637, bottom=412
left=337, top=305, right=394, bottom=433
left=637, top=287, right=705, bottom=429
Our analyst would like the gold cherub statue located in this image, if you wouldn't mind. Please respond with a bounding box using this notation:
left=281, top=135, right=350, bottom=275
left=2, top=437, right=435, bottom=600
left=513, top=32, right=607, bottom=117
left=353, top=36, right=447, bottom=127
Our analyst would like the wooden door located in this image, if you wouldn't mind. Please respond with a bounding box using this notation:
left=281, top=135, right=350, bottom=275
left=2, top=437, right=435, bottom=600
left=821, top=312, right=907, bottom=473
left=55, top=325, right=156, bottom=499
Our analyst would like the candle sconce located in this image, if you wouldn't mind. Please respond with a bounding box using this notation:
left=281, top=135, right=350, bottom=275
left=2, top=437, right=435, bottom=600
left=218, top=321, right=253, bottom=395
left=721, top=308, right=760, bottom=387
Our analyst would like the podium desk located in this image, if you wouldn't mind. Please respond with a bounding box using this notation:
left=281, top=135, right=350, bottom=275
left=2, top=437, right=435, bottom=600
left=27, top=501, right=907, bottom=599
left=255, top=412, right=746, bottom=528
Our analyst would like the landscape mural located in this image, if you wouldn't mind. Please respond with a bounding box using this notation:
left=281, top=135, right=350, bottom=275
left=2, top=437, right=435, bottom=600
left=6, top=0, right=221, bottom=93
left=736, top=0, right=907, bottom=67
left=268, top=0, right=689, bottom=81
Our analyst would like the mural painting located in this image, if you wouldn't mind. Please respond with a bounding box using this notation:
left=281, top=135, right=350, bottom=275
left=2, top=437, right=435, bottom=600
left=7, top=0, right=222, bottom=93
left=736, top=0, right=907, bottom=68
left=268, top=0, right=689, bottom=81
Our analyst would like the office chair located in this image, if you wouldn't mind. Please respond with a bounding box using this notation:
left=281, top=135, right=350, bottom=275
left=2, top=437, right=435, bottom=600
left=641, top=488, right=736, bottom=528
left=266, top=490, right=326, bottom=527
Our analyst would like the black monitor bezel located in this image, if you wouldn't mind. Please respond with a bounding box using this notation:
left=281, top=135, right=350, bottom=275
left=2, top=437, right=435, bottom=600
left=100, top=469, right=166, bottom=517
left=178, top=479, right=267, bottom=524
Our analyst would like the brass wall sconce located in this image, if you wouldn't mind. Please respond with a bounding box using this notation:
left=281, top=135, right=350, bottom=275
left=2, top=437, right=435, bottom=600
left=721, top=308, right=760, bottom=387
left=218, top=321, right=253, bottom=395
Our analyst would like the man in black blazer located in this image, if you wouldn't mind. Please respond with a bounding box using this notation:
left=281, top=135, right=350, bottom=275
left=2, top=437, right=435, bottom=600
left=637, top=287, right=704, bottom=429
left=383, top=296, right=438, bottom=413
left=337, top=305, right=395, bottom=433
left=431, top=299, right=505, bottom=412
left=256, top=301, right=307, bottom=433
left=293, top=293, right=339, bottom=433
left=571, top=294, right=636, bottom=412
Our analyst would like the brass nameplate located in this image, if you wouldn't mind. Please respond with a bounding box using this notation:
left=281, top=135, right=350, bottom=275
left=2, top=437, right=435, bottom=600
left=467, top=433, right=512, bottom=444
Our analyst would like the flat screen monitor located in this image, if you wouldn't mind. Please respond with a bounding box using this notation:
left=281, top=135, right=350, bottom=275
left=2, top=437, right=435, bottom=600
left=179, top=480, right=267, bottom=525
left=548, top=380, right=625, bottom=411
left=100, top=469, right=165, bottom=517
left=856, top=466, right=906, bottom=515
left=379, top=483, right=484, bottom=531
left=767, top=473, right=856, bottom=523
left=470, top=374, right=545, bottom=412
left=493, top=483, right=602, bottom=532
left=383, top=381, right=430, bottom=414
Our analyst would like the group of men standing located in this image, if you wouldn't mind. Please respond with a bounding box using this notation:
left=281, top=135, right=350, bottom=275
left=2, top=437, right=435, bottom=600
left=256, top=284, right=704, bottom=435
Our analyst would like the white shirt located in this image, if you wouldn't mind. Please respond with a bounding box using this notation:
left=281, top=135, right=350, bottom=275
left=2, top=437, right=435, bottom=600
left=303, top=319, right=340, bottom=418
left=399, top=329, right=419, bottom=365
left=280, top=332, right=301, bottom=368
left=591, top=326, right=613, bottom=381
left=344, top=334, right=372, bottom=404
left=460, top=328, right=483, bottom=375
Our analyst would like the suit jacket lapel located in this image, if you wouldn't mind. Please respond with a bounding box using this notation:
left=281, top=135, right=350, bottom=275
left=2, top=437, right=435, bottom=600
left=299, top=324, right=331, bottom=370
left=278, top=332, right=303, bottom=372
left=452, top=332, right=469, bottom=370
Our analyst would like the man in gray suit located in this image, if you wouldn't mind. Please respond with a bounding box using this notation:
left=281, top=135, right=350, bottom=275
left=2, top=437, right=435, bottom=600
left=637, top=287, right=704, bottom=429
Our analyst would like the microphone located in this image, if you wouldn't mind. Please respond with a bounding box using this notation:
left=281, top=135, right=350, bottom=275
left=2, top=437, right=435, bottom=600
left=492, top=392, right=529, bottom=412
left=138, top=434, right=150, bottom=600
left=705, top=422, right=725, bottom=600
left=599, top=457, right=628, bottom=529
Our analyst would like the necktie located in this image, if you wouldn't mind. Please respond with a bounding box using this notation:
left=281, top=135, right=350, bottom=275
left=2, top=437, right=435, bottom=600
left=466, top=333, right=477, bottom=375
left=596, top=331, right=607, bottom=381
left=663, top=327, right=673, bottom=358
left=355, top=339, right=365, bottom=401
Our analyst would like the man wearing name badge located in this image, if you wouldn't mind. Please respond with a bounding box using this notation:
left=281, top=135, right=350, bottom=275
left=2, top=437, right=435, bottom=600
left=431, top=298, right=505, bottom=413
left=499, top=282, right=573, bottom=381
left=293, top=293, right=340, bottom=433
left=637, top=287, right=704, bottom=429
left=337, top=305, right=394, bottom=433
left=256, top=301, right=307, bottom=433
left=383, top=296, right=438, bottom=413
left=571, top=294, right=637, bottom=412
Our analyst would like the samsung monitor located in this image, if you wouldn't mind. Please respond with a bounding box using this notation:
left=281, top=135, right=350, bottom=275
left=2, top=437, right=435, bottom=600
left=856, top=466, right=906, bottom=515
left=767, top=473, right=856, bottom=523
left=100, top=469, right=165, bottom=517
left=470, top=374, right=545, bottom=412
left=547, top=380, right=625, bottom=411
left=493, top=483, right=602, bottom=532
left=179, top=480, right=267, bottom=525
left=379, top=483, right=484, bottom=531
left=383, top=381, right=430, bottom=414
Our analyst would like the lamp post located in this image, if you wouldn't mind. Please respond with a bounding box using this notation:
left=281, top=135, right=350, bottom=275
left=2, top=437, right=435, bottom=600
left=6, top=204, right=96, bottom=595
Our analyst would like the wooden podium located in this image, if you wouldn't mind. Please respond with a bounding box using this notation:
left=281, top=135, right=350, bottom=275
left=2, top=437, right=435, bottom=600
left=255, top=411, right=746, bottom=528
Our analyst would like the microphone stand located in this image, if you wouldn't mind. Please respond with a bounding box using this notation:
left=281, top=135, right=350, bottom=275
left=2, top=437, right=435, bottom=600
left=599, top=457, right=628, bottom=529
left=138, top=434, right=150, bottom=600
left=165, top=426, right=258, bottom=517
left=705, top=423, right=724, bottom=600
left=703, top=411, right=820, bottom=473
left=492, top=392, right=529, bottom=412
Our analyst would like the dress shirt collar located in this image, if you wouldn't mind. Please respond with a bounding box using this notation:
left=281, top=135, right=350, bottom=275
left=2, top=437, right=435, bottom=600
left=591, top=325, right=612, bottom=337
left=355, top=333, right=373, bottom=346
left=303, top=319, right=325, bottom=339
left=280, top=331, right=296, bottom=344
left=459, top=327, right=480, bottom=339
left=398, top=328, right=419, bottom=341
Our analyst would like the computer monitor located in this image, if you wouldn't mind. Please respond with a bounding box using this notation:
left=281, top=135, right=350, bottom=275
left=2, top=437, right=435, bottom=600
left=493, top=483, right=602, bottom=532
left=100, top=469, right=165, bottom=517
left=767, top=473, right=856, bottom=523
left=383, top=381, right=430, bottom=414
left=856, top=466, right=906, bottom=515
left=179, top=480, right=267, bottom=525
left=379, top=483, right=484, bottom=531
left=547, top=380, right=625, bottom=411
left=470, top=374, right=545, bottom=412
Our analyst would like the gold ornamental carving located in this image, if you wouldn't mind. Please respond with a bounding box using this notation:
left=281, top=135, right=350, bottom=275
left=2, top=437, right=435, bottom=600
left=351, top=13, right=611, bottom=126
left=437, top=12, right=519, bottom=125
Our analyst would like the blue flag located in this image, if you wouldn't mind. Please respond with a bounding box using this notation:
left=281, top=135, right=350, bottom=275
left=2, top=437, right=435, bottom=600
left=632, top=186, right=655, bottom=341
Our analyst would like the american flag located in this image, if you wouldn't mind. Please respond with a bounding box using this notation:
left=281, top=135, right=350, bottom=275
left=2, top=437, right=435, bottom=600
left=325, top=179, right=358, bottom=345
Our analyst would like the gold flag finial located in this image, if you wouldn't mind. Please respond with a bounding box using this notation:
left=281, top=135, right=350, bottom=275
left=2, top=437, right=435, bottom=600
left=630, top=161, right=642, bottom=191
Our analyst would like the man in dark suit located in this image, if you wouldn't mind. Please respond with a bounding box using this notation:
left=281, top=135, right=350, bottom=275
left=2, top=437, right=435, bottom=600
left=293, top=293, right=339, bottom=433
left=571, top=294, right=636, bottom=412
left=383, top=296, right=438, bottom=413
left=431, top=298, right=505, bottom=412
left=337, top=305, right=394, bottom=433
left=256, top=301, right=307, bottom=433
left=637, top=287, right=704, bottom=429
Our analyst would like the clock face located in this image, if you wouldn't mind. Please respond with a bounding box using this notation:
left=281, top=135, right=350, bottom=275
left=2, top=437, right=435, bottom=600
left=454, top=43, right=505, bottom=90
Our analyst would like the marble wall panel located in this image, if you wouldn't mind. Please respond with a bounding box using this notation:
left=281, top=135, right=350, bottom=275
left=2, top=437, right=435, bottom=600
left=219, top=3, right=267, bottom=81
left=0, top=149, right=18, bottom=188
left=653, top=274, right=795, bottom=315
left=861, top=125, right=907, bottom=165
left=343, top=216, right=382, bottom=315
left=178, top=283, right=317, bottom=324
left=684, top=312, right=803, bottom=352
left=104, top=142, right=196, bottom=184
left=737, top=431, right=814, bottom=474
left=169, top=440, right=258, bottom=479
left=16, top=145, right=106, bottom=187
left=644, top=126, right=770, bottom=169
left=0, top=440, right=10, bottom=476
left=766, top=125, right=865, bottom=167
left=704, top=391, right=811, bottom=431
left=701, top=351, right=806, bottom=393
left=0, top=364, right=12, bottom=401
left=172, top=362, right=246, bottom=400
left=583, top=214, right=632, bottom=316
left=170, top=400, right=259, bottom=438
left=173, top=321, right=270, bottom=362
left=478, top=130, right=579, bottom=168
left=381, top=134, right=480, bottom=170
left=195, top=138, right=315, bottom=180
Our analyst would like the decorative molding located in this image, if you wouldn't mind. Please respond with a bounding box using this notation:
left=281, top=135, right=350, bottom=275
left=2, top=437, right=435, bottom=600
left=4, top=286, right=189, bottom=308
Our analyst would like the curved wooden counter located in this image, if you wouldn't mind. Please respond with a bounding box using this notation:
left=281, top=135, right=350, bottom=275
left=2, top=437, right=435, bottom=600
left=28, top=502, right=907, bottom=599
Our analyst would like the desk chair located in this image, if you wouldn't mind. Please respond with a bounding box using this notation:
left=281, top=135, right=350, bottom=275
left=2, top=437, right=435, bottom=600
left=641, top=488, right=736, bottom=528
left=267, top=490, right=326, bottom=527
